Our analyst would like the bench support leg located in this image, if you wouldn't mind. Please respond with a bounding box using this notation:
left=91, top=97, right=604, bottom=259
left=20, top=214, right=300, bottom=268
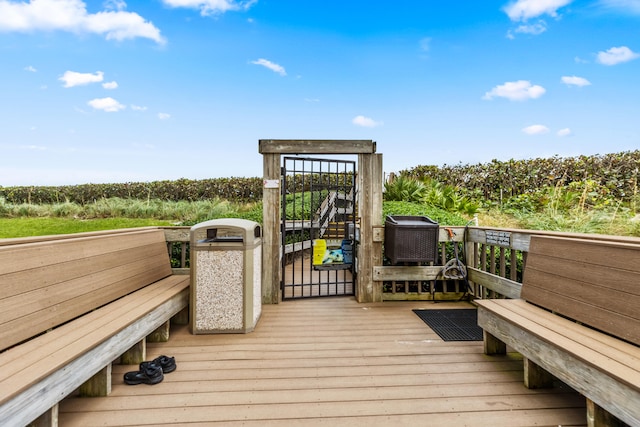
left=121, top=338, right=146, bottom=365
left=523, top=357, right=554, bottom=389
left=483, top=331, right=506, bottom=355
left=28, top=404, right=58, bottom=427
left=79, top=364, right=112, bottom=397
left=147, top=320, right=170, bottom=342
left=172, top=306, right=189, bottom=325
left=586, top=399, right=625, bottom=427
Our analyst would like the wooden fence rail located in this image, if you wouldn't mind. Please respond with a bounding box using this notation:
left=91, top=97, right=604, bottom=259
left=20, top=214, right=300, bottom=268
left=161, top=225, right=637, bottom=301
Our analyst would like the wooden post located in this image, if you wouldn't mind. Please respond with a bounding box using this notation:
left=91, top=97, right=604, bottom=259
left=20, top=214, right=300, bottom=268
left=79, top=365, right=111, bottom=397
left=147, top=320, right=170, bottom=343
left=587, top=399, right=625, bottom=427
left=357, top=153, right=383, bottom=302
left=29, top=405, right=58, bottom=427
left=262, top=152, right=281, bottom=304
left=465, top=238, right=477, bottom=297
left=121, top=339, right=146, bottom=365
left=483, top=331, right=506, bottom=355
left=523, top=357, right=554, bottom=389
left=172, top=306, right=189, bottom=325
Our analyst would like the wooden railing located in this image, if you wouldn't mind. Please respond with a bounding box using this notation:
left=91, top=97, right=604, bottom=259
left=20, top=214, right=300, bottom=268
left=161, top=225, right=637, bottom=301
left=376, top=226, right=639, bottom=301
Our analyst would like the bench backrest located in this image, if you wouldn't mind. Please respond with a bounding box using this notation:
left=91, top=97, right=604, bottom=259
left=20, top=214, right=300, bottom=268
left=521, top=235, right=640, bottom=346
left=0, top=228, right=173, bottom=351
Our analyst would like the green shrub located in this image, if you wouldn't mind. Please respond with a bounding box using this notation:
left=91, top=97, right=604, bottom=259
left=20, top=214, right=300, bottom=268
left=382, top=201, right=469, bottom=226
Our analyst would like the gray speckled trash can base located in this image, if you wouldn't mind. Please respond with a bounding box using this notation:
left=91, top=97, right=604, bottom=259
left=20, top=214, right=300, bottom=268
left=190, top=219, right=262, bottom=334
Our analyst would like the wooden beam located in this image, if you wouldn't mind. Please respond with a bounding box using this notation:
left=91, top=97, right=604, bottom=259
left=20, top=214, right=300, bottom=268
left=373, top=265, right=442, bottom=282
left=259, top=140, right=375, bottom=155
left=467, top=267, right=522, bottom=299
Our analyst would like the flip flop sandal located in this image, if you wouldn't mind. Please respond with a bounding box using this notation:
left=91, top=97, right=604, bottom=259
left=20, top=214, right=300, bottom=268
left=124, top=363, right=164, bottom=385
left=141, top=355, right=176, bottom=374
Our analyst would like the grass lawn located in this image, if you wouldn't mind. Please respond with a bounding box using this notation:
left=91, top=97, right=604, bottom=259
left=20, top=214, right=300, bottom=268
left=0, top=218, right=175, bottom=238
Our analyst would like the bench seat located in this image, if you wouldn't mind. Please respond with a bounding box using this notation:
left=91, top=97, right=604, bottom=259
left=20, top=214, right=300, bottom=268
left=0, top=228, right=190, bottom=426
left=476, top=235, right=640, bottom=427
left=477, top=299, right=640, bottom=425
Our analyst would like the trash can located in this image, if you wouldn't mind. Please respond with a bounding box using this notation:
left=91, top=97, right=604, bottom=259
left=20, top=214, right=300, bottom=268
left=190, top=219, right=262, bottom=334
left=384, top=215, right=439, bottom=264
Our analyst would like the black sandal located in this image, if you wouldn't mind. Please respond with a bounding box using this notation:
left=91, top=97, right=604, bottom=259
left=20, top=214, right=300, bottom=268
left=142, top=355, right=176, bottom=374
left=124, top=363, right=164, bottom=385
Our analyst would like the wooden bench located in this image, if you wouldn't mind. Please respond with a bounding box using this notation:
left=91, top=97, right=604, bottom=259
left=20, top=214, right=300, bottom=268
left=0, top=228, right=190, bottom=427
left=476, top=235, right=640, bottom=427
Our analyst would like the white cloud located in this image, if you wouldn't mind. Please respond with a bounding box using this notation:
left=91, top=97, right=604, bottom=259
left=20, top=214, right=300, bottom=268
left=87, top=97, right=125, bottom=112
left=0, top=0, right=165, bottom=44
left=158, top=112, right=171, bottom=120
left=24, top=65, right=37, bottom=72
left=561, top=75, right=591, bottom=86
left=131, top=104, right=147, bottom=111
left=597, top=0, right=640, bottom=14
left=596, top=46, right=640, bottom=65
left=59, top=70, right=104, bottom=87
left=522, top=124, right=550, bottom=135
left=104, top=0, right=127, bottom=11
left=512, top=21, right=547, bottom=35
left=557, top=128, right=572, bottom=136
left=483, top=80, right=546, bottom=101
left=162, top=0, right=257, bottom=16
left=102, top=81, right=118, bottom=89
left=251, top=58, right=287, bottom=76
left=352, top=115, right=383, bottom=128
left=504, top=0, right=573, bottom=21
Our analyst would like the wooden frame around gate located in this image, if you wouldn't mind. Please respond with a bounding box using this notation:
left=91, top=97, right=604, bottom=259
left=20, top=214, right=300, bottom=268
left=259, top=140, right=383, bottom=304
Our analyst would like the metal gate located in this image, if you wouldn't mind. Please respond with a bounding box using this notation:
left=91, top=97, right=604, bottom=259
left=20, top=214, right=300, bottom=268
left=281, top=156, right=357, bottom=300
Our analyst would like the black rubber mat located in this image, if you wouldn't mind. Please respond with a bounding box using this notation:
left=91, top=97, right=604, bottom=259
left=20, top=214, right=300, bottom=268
left=412, top=309, right=483, bottom=341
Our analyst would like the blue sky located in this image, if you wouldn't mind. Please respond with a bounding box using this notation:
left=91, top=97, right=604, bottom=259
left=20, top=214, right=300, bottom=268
left=1, top=0, right=639, bottom=186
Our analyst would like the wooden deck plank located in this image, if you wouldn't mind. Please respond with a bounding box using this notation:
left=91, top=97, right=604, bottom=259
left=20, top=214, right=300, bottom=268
left=59, top=298, right=586, bottom=426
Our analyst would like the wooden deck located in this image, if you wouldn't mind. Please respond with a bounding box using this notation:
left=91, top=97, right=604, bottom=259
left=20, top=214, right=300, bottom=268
left=59, top=298, right=587, bottom=426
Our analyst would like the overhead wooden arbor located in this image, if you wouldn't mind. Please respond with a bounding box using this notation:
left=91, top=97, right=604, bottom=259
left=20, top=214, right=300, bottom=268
left=259, top=139, right=383, bottom=304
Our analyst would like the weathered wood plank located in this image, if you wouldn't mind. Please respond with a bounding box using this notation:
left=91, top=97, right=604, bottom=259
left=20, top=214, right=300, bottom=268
left=521, top=236, right=640, bottom=346
left=58, top=299, right=586, bottom=427
left=373, top=265, right=442, bottom=281
left=0, top=228, right=166, bottom=275
left=468, top=267, right=522, bottom=299
left=0, top=229, right=173, bottom=350
left=259, top=139, right=376, bottom=154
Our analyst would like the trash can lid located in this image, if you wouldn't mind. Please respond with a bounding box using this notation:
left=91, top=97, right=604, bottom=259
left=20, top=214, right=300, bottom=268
left=191, top=218, right=261, bottom=240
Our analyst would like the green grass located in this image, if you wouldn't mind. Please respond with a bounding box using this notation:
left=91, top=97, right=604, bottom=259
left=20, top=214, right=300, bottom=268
left=0, top=218, right=174, bottom=238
